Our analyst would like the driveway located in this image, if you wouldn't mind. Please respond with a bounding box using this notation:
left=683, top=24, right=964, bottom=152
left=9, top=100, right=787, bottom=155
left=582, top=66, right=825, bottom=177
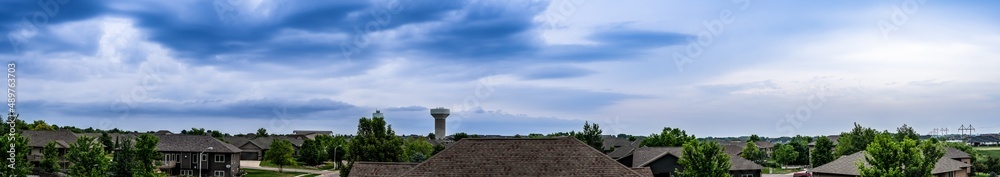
left=240, top=160, right=339, bottom=176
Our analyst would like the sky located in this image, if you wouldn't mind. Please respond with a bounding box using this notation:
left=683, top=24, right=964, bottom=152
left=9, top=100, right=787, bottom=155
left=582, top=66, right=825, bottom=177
left=2, top=0, right=999, bottom=137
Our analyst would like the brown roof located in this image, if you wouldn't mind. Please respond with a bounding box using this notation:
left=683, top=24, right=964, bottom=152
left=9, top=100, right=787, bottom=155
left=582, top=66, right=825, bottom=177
left=632, top=146, right=764, bottom=171
left=348, top=162, right=419, bottom=177
left=631, top=167, right=654, bottom=177
left=810, top=151, right=970, bottom=175
left=399, top=137, right=648, bottom=176
left=155, top=134, right=241, bottom=153
left=943, top=147, right=971, bottom=159
left=22, top=130, right=77, bottom=148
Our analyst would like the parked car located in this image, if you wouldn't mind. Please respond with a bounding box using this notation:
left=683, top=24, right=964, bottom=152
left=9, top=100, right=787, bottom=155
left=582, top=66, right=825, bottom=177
left=792, top=172, right=812, bottom=177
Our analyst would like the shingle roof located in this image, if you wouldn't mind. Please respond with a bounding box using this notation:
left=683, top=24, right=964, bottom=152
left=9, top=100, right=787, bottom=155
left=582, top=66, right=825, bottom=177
left=252, top=136, right=305, bottom=149
left=632, top=146, right=764, bottom=171
left=810, top=151, right=970, bottom=175
left=347, top=162, right=419, bottom=177
left=75, top=133, right=136, bottom=143
left=399, top=137, right=649, bottom=176
left=222, top=136, right=251, bottom=147
left=22, top=130, right=77, bottom=148
left=608, top=145, right=637, bottom=159
left=602, top=136, right=634, bottom=150
left=631, top=167, right=654, bottom=177
left=943, top=147, right=971, bottom=159
left=292, top=130, right=333, bottom=135
left=155, top=134, right=241, bottom=153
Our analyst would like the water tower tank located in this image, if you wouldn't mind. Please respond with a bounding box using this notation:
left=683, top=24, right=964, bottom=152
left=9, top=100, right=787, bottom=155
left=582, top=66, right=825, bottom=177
left=430, top=108, right=450, bottom=140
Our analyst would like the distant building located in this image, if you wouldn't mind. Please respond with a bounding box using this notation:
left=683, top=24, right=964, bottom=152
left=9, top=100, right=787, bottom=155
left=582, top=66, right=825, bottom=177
left=292, top=130, right=333, bottom=140
left=223, top=135, right=305, bottom=160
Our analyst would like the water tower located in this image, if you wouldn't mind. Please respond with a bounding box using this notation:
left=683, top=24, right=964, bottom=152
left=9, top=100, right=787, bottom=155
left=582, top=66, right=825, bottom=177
left=372, top=109, right=384, bottom=118
left=430, top=108, right=450, bottom=140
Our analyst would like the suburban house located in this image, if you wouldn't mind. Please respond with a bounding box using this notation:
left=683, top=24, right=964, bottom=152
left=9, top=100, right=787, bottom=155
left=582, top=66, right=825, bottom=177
left=808, top=135, right=840, bottom=149
left=349, top=137, right=654, bottom=177
left=809, top=149, right=970, bottom=177
left=156, top=134, right=243, bottom=177
left=224, top=135, right=305, bottom=160
left=22, top=130, right=78, bottom=170
left=604, top=135, right=645, bottom=160
left=943, top=147, right=973, bottom=175
left=292, top=130, right=333, bottom=140
left=719, top=140, right=775, bottom=155
left=625, top=146, right=764, bottom=177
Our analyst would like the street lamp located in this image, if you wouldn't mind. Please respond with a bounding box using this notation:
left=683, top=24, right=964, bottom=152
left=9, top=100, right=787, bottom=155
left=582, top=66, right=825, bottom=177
left=199, top=147, right=214, bottom=177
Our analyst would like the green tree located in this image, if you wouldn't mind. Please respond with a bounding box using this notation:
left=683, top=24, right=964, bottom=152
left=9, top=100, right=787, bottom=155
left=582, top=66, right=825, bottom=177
left=431, top=144, right=445, bottom=156
left=211, top=130, right=224, bottom=138
left=835, top=123, right=879, bottom=156
left=403, top=137, right=434, bottom=162
left=574, top=121, right=603, bottom=151
left=674, top=140, right=731, bottom=177
left=528, top=133, right=545, bottom=138
left=452, top=132, right=470, bottom=141
left=264, top=139, right=296, bottom=173
left=318, top=135, right=348, bottom=164
left=0, top=113, right=32, bottom=176
left=857, top=133, right=943, bottom=177
left=40, top=142, right=61, bottom=173
left=790, top=135, right=810, bottom=165
left=68, top=136, right=110, bottom=177
left=184, top=127, right=206, bottom=135
left=99, top=132, right=114, bottom=153
left=811, top=136, right=835, bottom=168
left=740, top=141, right=765, bottom=164
left=30, top=120, right=55, bottom=130
left=641, top=127, right=695, bottom=147
left=257, top=128, right=269, bottom=137
left=110, top=138, right=136, bottom=177
left=300, top=139, right=328, bottom=166
left=133, top=134, right=161, bottom=176
left=749, top=134, right=761, bottom=142
left=342, top=116, right=404, bottom=177
left=894, top=124, right=919, bottom=142
left=773, top=144, right=798, bottom=166
left=427, top=132, right=435, bottom=140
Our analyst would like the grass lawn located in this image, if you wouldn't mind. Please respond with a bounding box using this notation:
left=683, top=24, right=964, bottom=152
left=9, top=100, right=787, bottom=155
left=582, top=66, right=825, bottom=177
left=300, top=174, right=321, bottom=177
left=975, top=147, right=1000, bottom=159
left=763, top=167, right=804, bottom=174
left=260, top=160, right=337, bottom=170
left=243, top=169, right=307, bottom=177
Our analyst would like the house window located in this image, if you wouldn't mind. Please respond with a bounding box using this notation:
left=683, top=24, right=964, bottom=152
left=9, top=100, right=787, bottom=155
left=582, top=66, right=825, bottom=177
left=215, top=154, right=225, bottom=162
left=202, top=154, right=208, bottom=161
left=214, top=170, right=225, bottom=177
left=181, top=170, right=193, bottom=175
left=741, top=174, right=753, bottom=177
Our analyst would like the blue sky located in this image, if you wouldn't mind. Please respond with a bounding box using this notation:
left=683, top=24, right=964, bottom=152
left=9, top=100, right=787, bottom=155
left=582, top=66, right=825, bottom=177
left=3, top=0, right=1000, bottom=137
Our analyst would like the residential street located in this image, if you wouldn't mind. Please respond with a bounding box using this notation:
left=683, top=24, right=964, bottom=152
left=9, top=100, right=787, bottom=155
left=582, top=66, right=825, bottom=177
left=240, top=160, right=339, bottom=176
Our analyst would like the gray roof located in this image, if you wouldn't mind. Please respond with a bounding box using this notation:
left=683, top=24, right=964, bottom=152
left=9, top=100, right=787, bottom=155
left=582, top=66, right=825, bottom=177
left=250, top=136, right=305, bottom=149
left=155, top=134, right=241, bottom=153
left=75, top=133, right=136, bottom=142
left=292, top=130, right=333, bottom=135
left=810, top=151, right=970, bottom=175
left=632, top=146, right=764, bottom=171
left=348, top=162, right=419, bottom=177
left=943, top=147, right=971, bottom=159
left=22, top=130, right=77, bottom=148
left=399, top=137, right=650, bottom=176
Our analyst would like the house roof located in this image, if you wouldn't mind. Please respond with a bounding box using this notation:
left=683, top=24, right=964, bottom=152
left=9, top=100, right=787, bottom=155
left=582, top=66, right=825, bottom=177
left=631, top=167, right=654, bottom=177
left=292, top=130, right=333, bottom=135
left=22, top=130, right=77, bottom=148
left=348, top=162, right=419, bottom=177
left=608, top=145, right=637, bottom=159
left=75, top=133, right=136, bottom=142
left=967, top=135, right=1000, bottom=143
left=251, top=136, right=305, bottom=149
left=222, top=136, right=251, bottom=147
left=399, top=137, right=650, bottom=176
left=155, top=134, right=241, bottom=153
left=632, top=146, right=764, bottom=171
left=602, top=136, right=634, bottom=150
left=943, top=147, right=971, bottom=159
left=810, top=151, right=970, bottom=175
